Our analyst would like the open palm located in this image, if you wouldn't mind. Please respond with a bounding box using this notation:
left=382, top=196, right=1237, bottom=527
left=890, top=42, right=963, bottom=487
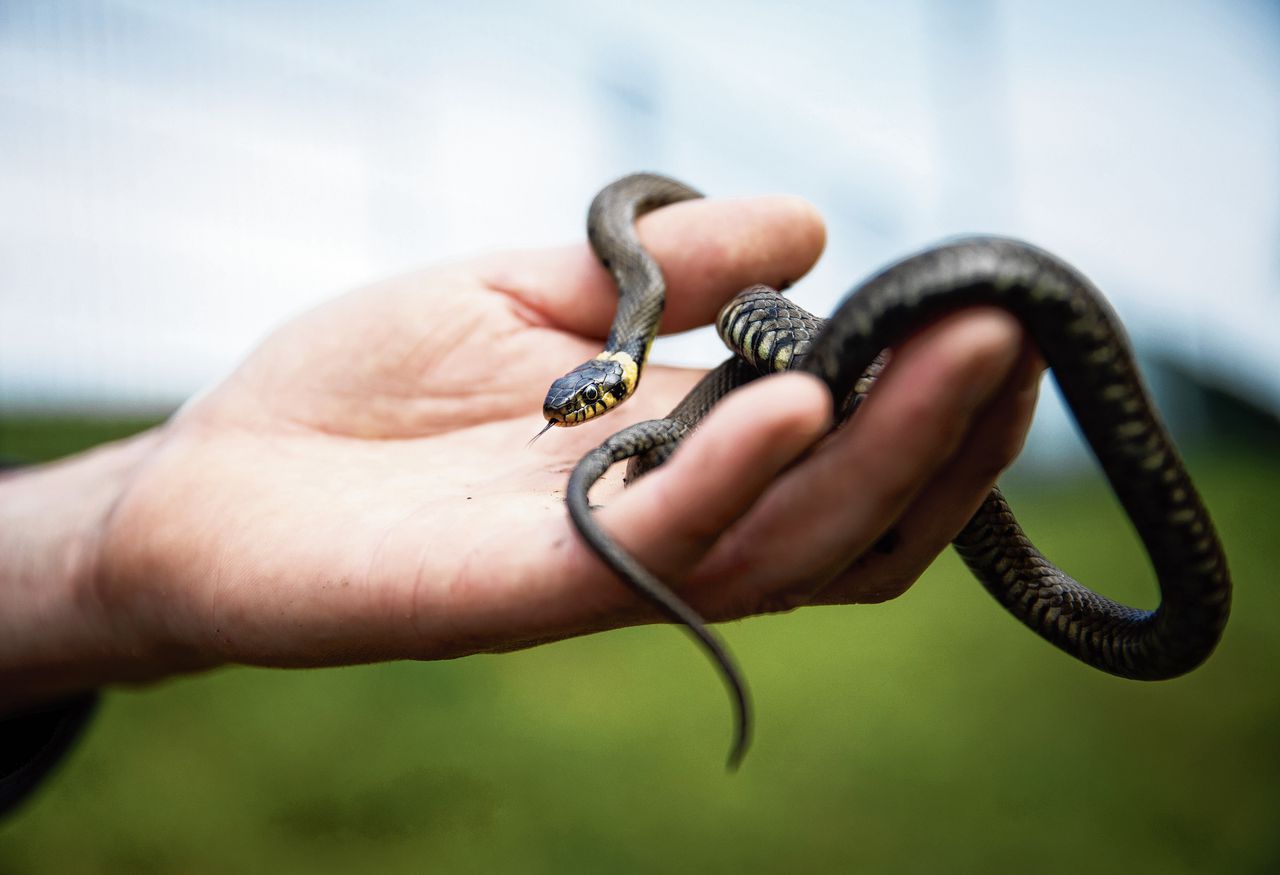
left=96, top=194, right=1039, bottom=682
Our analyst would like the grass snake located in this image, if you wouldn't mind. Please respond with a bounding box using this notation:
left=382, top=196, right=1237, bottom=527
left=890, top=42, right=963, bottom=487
left=541, top=172, right=1231, bottom=768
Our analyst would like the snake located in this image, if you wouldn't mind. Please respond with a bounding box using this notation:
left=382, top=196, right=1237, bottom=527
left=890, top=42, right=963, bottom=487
left=540, top=172, right=1231, bottom=768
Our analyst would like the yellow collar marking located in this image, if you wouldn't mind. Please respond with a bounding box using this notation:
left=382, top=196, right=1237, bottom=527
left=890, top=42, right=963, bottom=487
left=594, top=350, right=640, bottom=397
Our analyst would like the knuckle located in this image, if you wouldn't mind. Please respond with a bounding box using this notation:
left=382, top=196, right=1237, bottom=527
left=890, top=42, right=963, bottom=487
left=855, top=573, right=915, bottom=603
left=748, top=567, right=838, bottom=616
left=754, top=588, right=815, bottom=616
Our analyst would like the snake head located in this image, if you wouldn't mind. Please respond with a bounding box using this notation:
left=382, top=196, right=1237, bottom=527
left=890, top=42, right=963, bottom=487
left=542, top=352, right=638, bottom=426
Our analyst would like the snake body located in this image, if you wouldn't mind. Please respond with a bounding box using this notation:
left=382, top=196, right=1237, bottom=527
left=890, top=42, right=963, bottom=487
left=547, top=173, right=1232, bottom=767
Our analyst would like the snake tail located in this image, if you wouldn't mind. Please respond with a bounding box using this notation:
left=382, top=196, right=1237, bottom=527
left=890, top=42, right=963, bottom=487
left=567, top=417, right=753, bottom=770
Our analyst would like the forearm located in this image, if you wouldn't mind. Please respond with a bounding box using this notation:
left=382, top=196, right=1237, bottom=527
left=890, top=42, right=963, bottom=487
left=0, top=430, right=162, bottom=714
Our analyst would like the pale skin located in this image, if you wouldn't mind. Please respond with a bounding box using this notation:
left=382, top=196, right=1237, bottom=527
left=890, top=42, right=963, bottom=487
left=0, top=195, right=1043, bottom=715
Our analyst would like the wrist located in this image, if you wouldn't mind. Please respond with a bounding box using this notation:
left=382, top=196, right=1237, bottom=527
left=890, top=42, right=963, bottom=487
left=0, top=429, right=176, bottom=714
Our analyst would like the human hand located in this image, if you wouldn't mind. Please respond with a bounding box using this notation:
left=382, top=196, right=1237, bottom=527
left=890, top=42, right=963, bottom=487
left=0, top=193, right=1040, bottom=706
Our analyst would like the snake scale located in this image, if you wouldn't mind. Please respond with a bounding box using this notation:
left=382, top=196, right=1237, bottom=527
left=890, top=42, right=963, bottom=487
left=541, top=172, right=1231, bottom=767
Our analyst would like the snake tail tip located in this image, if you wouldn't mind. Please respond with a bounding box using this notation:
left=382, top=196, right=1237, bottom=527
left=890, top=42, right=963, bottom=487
left=725, top=705, right=752, bottom=773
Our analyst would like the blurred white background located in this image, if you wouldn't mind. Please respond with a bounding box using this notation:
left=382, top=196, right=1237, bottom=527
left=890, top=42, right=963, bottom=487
left=2, top=0, right=1277, bottom=463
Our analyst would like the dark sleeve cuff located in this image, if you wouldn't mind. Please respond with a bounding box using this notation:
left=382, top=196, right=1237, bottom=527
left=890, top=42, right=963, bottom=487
left=0, top=693, right=99, bottom=817
left=0, top=464, right=100, bottom=816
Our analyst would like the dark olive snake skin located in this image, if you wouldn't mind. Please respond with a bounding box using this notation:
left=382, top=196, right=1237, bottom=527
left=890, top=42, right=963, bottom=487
left=587, top=174, right=702, bottom=365
left=560, top=172, right=1231, bottom=768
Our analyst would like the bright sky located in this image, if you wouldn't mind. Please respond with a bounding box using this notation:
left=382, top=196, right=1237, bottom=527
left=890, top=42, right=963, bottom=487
left=2, top=1, right=1277, bottom=464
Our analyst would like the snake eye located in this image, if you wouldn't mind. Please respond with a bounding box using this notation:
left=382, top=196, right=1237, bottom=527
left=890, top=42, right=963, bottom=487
left=582, top=384, right=600, bottom=403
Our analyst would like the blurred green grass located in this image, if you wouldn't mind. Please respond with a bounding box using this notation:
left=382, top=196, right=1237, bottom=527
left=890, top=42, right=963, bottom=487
left=1, top=417, right=1277, bottom=873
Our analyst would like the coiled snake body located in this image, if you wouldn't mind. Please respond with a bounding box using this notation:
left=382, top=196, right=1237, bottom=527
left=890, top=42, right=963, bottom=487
left=542, top=173, right=1231, bottom=767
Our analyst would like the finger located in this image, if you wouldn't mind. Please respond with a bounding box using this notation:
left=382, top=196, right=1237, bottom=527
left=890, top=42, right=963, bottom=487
left=690, top=308, right=1027, bottom=615
left=479, top=195, right=826, bottom=338
left=810, top=342, right=1044, bottom=605
left=570, top=373, right=831, bottom=616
